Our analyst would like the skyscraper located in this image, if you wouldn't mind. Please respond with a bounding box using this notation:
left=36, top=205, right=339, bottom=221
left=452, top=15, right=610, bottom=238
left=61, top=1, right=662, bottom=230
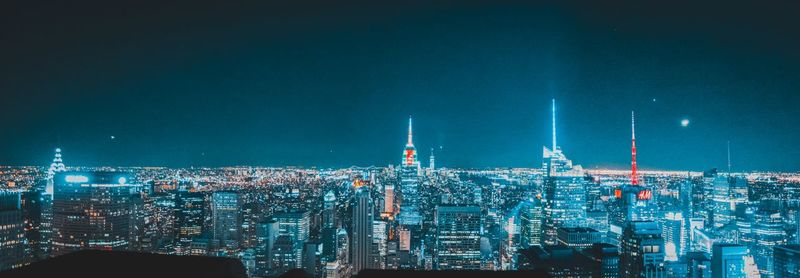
left=51, top=172, right=139, bottom=257
left=620, top=221, right=666, bottom=278
left=176, top=191, right=205, bottom=251
left=519, top=197, right=544, bottom=247
left=712, top=175, right=733, bottom=228
left=662, top=211, right=685, bottom=260
left=542, top=99, right=587, bottom=245
left=711, top=244, right=747, bottom=278
left=398, top=116, right=422, bottom=226
left=212, top=191, right=241, bottom=251
left=434, top=206, right=481, bottom=270
left=0, top=192, right=25, bottom=270
left=352, top=186, right=374, bottom=274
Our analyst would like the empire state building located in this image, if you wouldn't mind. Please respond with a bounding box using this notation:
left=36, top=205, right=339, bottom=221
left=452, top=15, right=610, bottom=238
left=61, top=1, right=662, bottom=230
left=398, top=116, right=422, bottom=226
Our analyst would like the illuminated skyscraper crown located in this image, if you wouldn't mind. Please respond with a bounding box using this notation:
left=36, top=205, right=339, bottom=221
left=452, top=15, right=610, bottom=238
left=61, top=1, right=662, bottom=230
left=543, top=99, right=584, bottom=177
left=48, top=148, right=66, bottom=178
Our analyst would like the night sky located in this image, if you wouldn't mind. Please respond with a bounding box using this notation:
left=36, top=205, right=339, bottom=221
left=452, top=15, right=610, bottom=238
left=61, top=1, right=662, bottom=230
left=2, top=1, right=799, bottom=171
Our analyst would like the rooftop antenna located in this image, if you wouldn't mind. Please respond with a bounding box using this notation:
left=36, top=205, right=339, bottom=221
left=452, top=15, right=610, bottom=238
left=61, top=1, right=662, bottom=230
left=631, top=111, right=638, bottom=185
left=727, top=140, right=732, bottom=174
left=407, top=115, right=413, bottom=146
left=552, top=98, right=557, bottom=152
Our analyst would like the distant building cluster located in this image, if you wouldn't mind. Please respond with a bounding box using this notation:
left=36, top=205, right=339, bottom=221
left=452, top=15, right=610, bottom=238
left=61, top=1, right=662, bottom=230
left=1, top=101, right=800, bottom=278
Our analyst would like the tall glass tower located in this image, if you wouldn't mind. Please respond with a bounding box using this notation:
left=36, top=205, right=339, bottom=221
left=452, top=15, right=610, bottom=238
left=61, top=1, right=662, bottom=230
left=398, top=116, right=422, bottom=226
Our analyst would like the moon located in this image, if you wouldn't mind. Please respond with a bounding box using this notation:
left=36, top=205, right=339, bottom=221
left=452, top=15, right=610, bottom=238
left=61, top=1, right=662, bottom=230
left=680, top=119, right=690, bottom=127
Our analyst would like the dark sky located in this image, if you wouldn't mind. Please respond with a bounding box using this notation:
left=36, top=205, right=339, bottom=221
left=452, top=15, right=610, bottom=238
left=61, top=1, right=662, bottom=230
left=2, top=1, right=799, bottom=171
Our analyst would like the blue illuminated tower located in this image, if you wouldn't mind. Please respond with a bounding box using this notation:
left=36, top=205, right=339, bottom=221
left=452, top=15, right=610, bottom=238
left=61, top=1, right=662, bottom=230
left=542, top=99, right=587, bottom=245
left=398, top=116, right=422, bottom=226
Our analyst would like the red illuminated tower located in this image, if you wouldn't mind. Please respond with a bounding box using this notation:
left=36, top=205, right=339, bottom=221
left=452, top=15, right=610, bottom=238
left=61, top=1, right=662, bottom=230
left=630, top=111, right=638, bottom=185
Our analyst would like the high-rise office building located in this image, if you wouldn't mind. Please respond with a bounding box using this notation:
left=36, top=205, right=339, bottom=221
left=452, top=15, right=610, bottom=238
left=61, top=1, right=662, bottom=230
left=620, top=221, right=666, bottom=278
left=662, top=211, right=685, bottom=260
left=773, top=244, right=800, bottom=278
left=274, top=211, right=310, bottom=244
left=0, top=192, right=25, bottom=270
left=255, top=220, right=279, bottom=276
left=711, top=244, right=747, bottom=278
left=519, top=197, right=543, bottom=247
left=352, top=186, right=374, bottom=273
left=21, top=190, right=45, bottom=261
left=711, top=175, right=734, bottom=228
left=542, top=99, right=588, bottom=245
left=398, top=116, right=422, bottom=226
left=212, top=191, right=241, bottom=251
left=176, top=190, right=206, bottom=253
left=383, top=184, right=394, bottom=217
left=434, top=206, right=481, bottom=270
left=51, top=172, right=139, bottom=257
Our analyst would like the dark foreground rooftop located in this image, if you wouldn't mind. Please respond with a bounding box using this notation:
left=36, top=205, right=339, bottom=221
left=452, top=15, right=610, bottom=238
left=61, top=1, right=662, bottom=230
left=1, top=251, right=552, bottom=278
left=2, top=250, right=247, bottom=278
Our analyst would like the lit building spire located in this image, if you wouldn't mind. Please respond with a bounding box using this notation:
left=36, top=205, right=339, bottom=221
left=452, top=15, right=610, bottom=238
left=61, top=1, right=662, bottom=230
left=552, top=98, right=557, bottom=152
left=407, top=116, right=413, bottom=146
left=46, top=147, right=66, bottom=195
left=631, top=111, right=638, bottom=185
left=48, top=147, right=66, bottom=178
left=727, top=140, right=732, bottom=173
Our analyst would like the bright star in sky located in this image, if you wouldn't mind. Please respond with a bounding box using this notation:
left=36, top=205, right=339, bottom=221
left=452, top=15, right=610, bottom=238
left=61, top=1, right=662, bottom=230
left=681, top=119, right=690, bottom=127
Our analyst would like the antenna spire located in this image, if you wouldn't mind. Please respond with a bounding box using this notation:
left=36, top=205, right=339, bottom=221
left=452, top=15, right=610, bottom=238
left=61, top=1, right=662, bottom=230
left=552, top=98, right=557, bottom=152
left=631, top=111, right=638, bottom=185
left=407, top=116, right=413, bottom=146
left=727, top=140, right=732, bottom=173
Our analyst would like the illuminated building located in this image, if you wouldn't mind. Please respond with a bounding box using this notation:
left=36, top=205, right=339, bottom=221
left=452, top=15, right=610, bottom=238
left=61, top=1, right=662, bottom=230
left=322, top=191, right=338, bottom=262
left=21, top=190, right=45, bottom=261
left=711, top=244, right=747, bottom=278
left=176, top=191, right=206, bottom=254
left=51, top=172, right=139, bottom=257
left=398, top=116, right=422, bottom=226
left=352, top=186, right=374, bottom=273
left=383, top=184, right=394, bottom=217
left=0, top=192, right=25, bottom=270
left=711, top=175, right=734, bottom=228
left=428, top=148, right=435, bottom=172
left=255, top=220, right=278, bottom=276
left=542, top=99, right=587, bottom=245
left=611, top=112, right=658, bottom=244
left=270, top=235, right=300, bottom=274
left=372, top=220, right=388, bottom=268
left=434, top=206, right=481, bottom=270
left=556, top=227, right=603, bottom=250
left=773, top=244, right=800, bottom=278
left=620, top=221, right=666, bottom=278
left=40, top=147, right=66, bottom=258
left=273, top=210, right=311, bottom=268
left=662, top=211, right=685, bottom=259
left=519, top=197, right=544, bottom=247
left=752, top=210, right=786, bottom=277
left=212, top=191, right=241, bottom=251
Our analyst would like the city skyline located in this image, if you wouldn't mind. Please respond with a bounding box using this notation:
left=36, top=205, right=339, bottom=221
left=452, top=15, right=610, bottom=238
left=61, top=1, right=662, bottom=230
left=2, top=1, right=800, bottom=171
